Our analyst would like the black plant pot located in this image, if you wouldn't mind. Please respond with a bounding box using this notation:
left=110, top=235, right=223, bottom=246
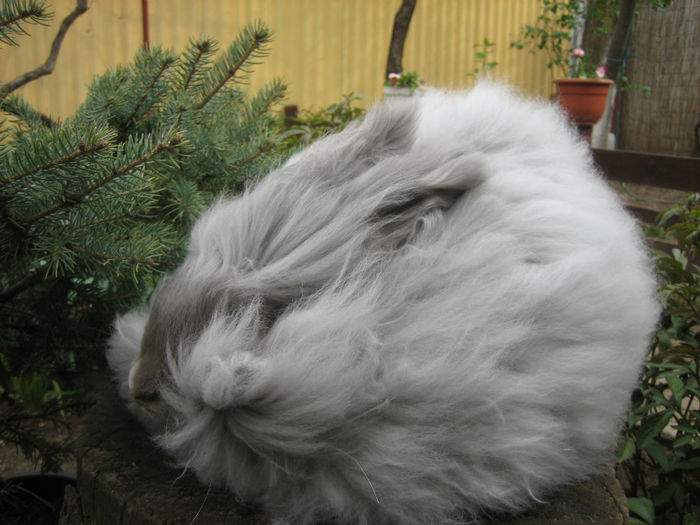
left=0, top=472, right=76, bottom=525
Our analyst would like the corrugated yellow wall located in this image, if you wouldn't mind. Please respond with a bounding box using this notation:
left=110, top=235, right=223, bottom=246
left=1, top=0, right=556, bottom=119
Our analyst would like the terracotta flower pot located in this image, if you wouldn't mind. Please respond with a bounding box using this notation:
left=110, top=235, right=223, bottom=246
left=0, top=472, right=76, bottom=523
left=553, top=78, right=614, bottom=126
left=382, top=85, right=428, bottom=98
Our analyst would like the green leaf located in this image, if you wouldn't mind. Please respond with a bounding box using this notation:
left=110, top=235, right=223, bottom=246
left=637, top=410, right=674, bottom=449
left=627, top=497, right=655, bottom=524
left=655, top=372, right=687, bottom=407
left=674, top=423, right=697, bottom=435
left=683, top=513, right=700, bottom=525
left=651, top=481, right=683, bottom=508
left=644, top=439, right=670, bottom=471
left=667, top=456, right=700, bottom=472
left=617, top=437, right=636, bottom=462
left=673, top=434, right=694, bottom=448
left=656, top=329, right=673, bottom=351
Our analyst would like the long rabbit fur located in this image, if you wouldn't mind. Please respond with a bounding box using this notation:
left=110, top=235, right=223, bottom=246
left=107, top=83, right=660, bottom=524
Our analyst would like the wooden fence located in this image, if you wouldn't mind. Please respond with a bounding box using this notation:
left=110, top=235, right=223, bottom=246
left=593, top=148, right=700, bottom=254
left=2, top=0, right=554, bottom=120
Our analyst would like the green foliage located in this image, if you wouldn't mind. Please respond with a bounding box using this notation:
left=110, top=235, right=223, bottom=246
left=619, top=74, right=654, bottom=96
left=511, top=0, right=673, bottom=80
left=646, top=0, right=675, bottom=9
left=279, top=93, right=366, bottom=148
left=0, top=0, right=53, bottom=47
left=469, top=38, right=498, bottom=77
left=511, top=0, right=587, bottom=77
left=0, top=20, right=288, bottom=469
left=510, top=0, right=621, bottom=78
left=619, top=194, right=700, bottom=523
left=395, top=71, right=420, bottom=89
left=384, top=71, right=422, bottom=93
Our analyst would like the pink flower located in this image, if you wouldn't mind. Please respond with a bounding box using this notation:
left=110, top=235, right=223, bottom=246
left=595, top=66, right=607, bottom=78
left=572, top=48, right=585, bottom=58
left=388, top=73, right=401, bottom=85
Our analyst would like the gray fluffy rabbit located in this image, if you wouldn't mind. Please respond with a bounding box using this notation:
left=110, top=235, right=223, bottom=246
left=107, top=83, right=659, bottom=524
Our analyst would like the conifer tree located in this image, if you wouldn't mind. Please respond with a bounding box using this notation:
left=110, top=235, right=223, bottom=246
left=1, top=0, right=288, bottom=469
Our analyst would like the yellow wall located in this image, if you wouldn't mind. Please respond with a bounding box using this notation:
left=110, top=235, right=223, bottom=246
left=1, top=0, right=555, bottom=119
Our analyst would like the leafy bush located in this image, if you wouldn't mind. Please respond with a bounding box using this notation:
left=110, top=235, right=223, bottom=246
left=511, top=0, right=589, bottom=77
left=279, top=93, right=366, bottom=148
left=618, top=194, right=700, bottom=524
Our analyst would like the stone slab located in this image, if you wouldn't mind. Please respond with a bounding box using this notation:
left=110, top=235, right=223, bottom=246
left=69, top=383, right=629, bottom=524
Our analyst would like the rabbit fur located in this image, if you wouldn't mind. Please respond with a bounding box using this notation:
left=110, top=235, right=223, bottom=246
left=107, top=83, right=660, bottom=524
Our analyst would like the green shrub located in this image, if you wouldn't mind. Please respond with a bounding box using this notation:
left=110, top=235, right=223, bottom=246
left=1, top=13, right=289, bottom=470
left=279, top=93, right=366, bottom=148
left=619, top=194, right=700, bottom=524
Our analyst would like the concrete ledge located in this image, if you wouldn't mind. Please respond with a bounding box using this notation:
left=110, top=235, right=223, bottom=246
left=61, top=385, right=629, bottom=524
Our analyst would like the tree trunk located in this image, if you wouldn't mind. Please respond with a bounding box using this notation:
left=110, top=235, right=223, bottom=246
left=587, top=0, right=639, bottom=148
left=605, top=0, right=639, bottom=80
left=580, top=13, right=610, bottom=68
left=385, top=0, right=418, bottom=80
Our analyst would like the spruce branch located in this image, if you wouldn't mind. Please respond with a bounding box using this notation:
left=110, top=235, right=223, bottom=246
left=100, top=70, right=129, bottom=112
left=72, top=212, right=135, bottom=231
left=0, top=0, right=88, bottom=100
left=127, top=53, right=176, bottom=125
left=1, top=23, right=291, bottom=472
left=66, top=244, right=158, bottom=265
left=0, top=267, right=43, bottom=303
left=201, top=183, right=245, bottom=193
left=0, top=139, right=109, bottom=187
left=244, top=78, right=287, bottom=128
left=196, top=22, right=271, bottom=110
left=0, top=194, right=26, bottom=234
left=0, top=94, right=56, bottom=128
left=180, top=37, right=216, bottom=92
left=0, top=0, right=53, bottom=47
left=231, top=140, right=275, bottom=169
left=182, top=45, right=205, bottom=91
left=23, top=135, right=180, bottom=225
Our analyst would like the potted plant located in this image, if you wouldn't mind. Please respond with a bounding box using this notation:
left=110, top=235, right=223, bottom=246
left=553, top=48, right=614, bottom=135
left=511, top=1, right=621, bottom=143
left=382, top=71, right=426, bottom=98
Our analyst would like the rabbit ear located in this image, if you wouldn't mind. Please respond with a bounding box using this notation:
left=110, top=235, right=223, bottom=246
left=373, top=188, right=465, bottom=249
left=284, top=98, right=418, bottom=180
left=129, top=355, right=162, bottom=402
left=370, top=151, right=485, bottom=249
left=129, top=280, right=290, bottom=404
left=354, top=99, right=418, bottom=161
left=127, top=269, right=223, bottom=402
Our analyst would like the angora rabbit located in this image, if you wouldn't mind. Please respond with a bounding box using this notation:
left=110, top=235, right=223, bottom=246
left=107, top=84, right=659, bottom=524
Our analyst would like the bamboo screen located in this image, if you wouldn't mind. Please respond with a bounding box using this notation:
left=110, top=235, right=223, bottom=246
left=617, top=0, right=700, bottom=156
left=2, top=0, right=556, bottom=119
